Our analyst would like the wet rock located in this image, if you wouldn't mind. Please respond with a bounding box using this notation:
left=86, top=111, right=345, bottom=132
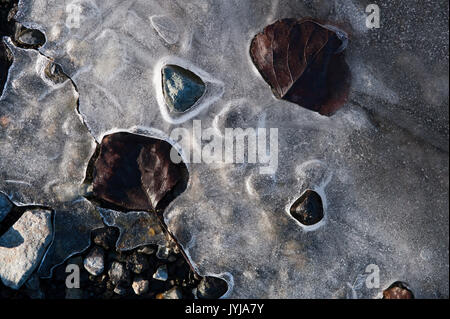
left=197, top=276, right=228, bottom=299
left=156, top=245, right=170, bottom=260
left=0, top=209, right=52, bottom=289
left=250, top=18, right=350, bottom=115
left=92, top=132, right=188, bottom=211
left=0, top=193, right=12, bottom=223
left=162, top=64, right=206, bottom=112
left=92, top=227, right=119, bottom=251
left=126, top=251, right=149, bottom=274
left=83, top=246, right=105, bottom=276
left=108, top=261, right=130, bottom=286
left=153, top=265, right=168, bottom=281
left=383, top=281, right=414, bottom=299
left=290, top=190, right=324, bottom=226
left=132, top=277, right=150, bottom=295
left=156, top=286, right=183, bottom=299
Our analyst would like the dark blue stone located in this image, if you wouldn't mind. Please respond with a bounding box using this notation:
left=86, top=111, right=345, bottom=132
left=162, top=64, right=205, bottom=112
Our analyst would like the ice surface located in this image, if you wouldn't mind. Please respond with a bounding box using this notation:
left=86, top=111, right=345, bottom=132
left=0, top=38, right=103, bottom=278
left=1, top=0, right=448, bottom=297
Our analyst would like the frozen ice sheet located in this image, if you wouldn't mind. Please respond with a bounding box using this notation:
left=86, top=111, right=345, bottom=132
left=3, top=0, right=448, bottom=297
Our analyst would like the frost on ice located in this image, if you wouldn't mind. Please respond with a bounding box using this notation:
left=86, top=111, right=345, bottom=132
left=0, top=0, right=448, bottom=297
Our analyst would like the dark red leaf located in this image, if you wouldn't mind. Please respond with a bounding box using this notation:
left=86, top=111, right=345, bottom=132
left=92, top=132, right=187, bottom=212
left=250, top=18, right=351, bottom=116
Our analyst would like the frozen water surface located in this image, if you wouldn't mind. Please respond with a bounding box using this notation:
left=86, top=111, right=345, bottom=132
left=0, top=0, right=448, bottom=297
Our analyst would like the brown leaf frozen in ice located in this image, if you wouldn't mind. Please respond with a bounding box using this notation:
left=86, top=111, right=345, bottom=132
left=250, top=18, right=351, bottom=116
left=92, top=132, right=187, bottom=212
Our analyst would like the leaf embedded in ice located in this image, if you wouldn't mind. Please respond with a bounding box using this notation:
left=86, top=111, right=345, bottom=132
left=250, top=18, right=351, bottom=116
left=92, top=132, right=188, bottom=212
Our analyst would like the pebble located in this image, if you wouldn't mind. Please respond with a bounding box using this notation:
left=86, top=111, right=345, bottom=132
left=83, top=246, right=105, bottom=276
left=153, top=265, right=168, bottom=281
left=132, top=277, right=150, bottom=295
left=383, top=282, right=414, bottom=299
left=0, top=209, right=52, bottom=289
left=137, top=245, right=156, bottom=255
left=156, top=286, right=183, bottom=299
left=126, top=251, right=149, bottom=274
left=290, top=190, right=324, bottom=226
left=162, top=64, right=205, bottom=112
left=108, top=261, right=130, bottom=286
left=156, top=245, right=170, bottom=260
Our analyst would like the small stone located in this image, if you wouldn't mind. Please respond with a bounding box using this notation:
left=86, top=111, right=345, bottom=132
left=290, top=190, right=324, bottom=226
left=383, top=281, right=414, bottom=299
left=156, top=286, right=182, bottom=299
left=132, top=277, right=150, bottom=295
left=156, top=245, right=170, bottom=260
left=137, top=245, right=156, bottom=255
left=162, top=64, right=206, bottom=112
left=83, top=246, right=105, bottom=276
left=153, top=265, right=168, bottom=281
left=197, top=276, right=228, bottom=299
left=126, top=251, right=149, bottom=274
left=0, top=209, right=52, bottom=289
left=108, top=261, right=130, bottom=286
